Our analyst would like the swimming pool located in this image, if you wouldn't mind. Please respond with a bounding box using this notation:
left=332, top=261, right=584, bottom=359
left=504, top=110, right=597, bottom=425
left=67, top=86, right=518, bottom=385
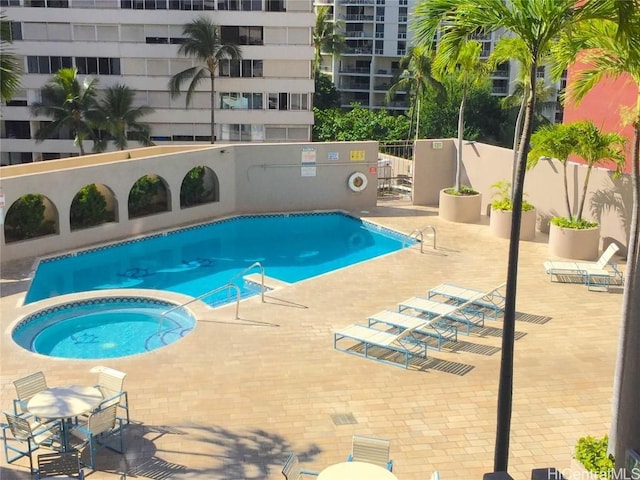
left=26, top=212, right=415, bottom=306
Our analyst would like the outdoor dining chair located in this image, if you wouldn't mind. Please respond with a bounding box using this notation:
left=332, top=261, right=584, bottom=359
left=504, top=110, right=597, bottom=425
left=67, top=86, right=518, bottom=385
left=2, top=411, right=61, bottom=474
left=90, top=366, right=130, bottom=424
left=347, top=434, right=393, bottom=471
left=69, top=404, right=125, bottom=470
left=281, top=452, right=319, bottom=479
left=13, top=371, right=48, bottom=415
left=36, top=451, right=85, bottom=479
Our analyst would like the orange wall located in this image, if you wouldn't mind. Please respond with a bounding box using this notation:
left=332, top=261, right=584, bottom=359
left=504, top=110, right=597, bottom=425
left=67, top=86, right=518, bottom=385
left=564, top=65, right=637, bottom=172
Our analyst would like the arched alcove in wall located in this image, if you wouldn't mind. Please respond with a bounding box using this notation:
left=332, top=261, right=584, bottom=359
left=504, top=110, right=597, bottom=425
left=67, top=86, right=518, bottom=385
left=128, top=174, right=170, bottom=219
left=3, top=193, right=59, bottom=243
left=70, top=183, right=118, bottom=231
left=180, top=166, right=220, bottom=208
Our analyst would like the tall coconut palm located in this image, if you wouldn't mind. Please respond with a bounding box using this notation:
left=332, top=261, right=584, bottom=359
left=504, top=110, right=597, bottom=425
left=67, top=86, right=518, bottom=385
left=98, top=84, right=154, bottom=150
left=434, top=39, right=487, bottom=191
left=386, top=46, right=444, bottom=141
left=31, top=68, right=101, bottom=156
left=412, top=0, right=621, bottom=472
left=313, top=5, right=346, bottom=74
left=169, top=16, right=241, bottom=144
left=0, top=11, right=21, bottom=102
left=552, top=14, right=640, bottom=471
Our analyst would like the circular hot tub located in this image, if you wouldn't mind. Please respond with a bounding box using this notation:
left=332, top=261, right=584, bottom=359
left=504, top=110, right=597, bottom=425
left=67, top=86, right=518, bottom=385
left=12, top=296, right=196, bottom=360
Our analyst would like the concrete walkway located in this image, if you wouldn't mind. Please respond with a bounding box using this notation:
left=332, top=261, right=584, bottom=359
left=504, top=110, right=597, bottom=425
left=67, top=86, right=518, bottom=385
left=0, top=200, right=623, bottom=479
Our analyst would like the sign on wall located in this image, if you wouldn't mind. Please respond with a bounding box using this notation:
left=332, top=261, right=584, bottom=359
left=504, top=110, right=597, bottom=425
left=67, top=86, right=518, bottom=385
left=350, top=150, right=365, bottom=161
left=301, top=147, right=317, bottom=177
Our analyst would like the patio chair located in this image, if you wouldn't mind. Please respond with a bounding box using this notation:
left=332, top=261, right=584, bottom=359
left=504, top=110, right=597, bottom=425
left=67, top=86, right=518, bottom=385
left=87, top=366, right=129, bottom=424
left=430, top=471, right=440, bottom=480
left=69, top=404, right=125, bottom=470
left=13, top=371, right=48, bottom=415
left=347, top=434, right=393, bottom=471
left=281, top=452, right=319, bottom=479
left=2, top=412, right=61, bottom=474
left=36, top=451, right=85, bottom=479
left=543, top=243, right=623, bottom=290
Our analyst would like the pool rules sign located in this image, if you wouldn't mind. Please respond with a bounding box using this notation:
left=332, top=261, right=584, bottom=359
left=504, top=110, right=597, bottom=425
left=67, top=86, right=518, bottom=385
left=301, top=147, right=316, bottom=177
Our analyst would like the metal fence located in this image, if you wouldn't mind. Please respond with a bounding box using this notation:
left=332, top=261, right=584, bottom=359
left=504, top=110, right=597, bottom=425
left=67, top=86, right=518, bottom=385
left=377, top=141, right=414, bottom=197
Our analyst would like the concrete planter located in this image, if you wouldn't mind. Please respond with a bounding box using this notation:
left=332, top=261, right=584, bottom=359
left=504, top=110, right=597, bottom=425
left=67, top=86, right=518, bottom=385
left=489, top=207, right=537, bottom=241
left=438, top=189, right=482, bottom=223
left=549, top=223, right=601, bottom=260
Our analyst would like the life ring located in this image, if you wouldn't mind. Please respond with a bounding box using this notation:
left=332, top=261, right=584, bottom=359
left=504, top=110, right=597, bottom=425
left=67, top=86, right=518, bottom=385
left=348, top=172, right=368, bottom=192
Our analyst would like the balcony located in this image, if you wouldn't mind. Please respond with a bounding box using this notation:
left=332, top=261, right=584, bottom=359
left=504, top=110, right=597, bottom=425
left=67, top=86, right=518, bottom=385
left=345, top=47, right=373, bottom=54
left=343, top=14, right=374, bottom=21
left=340, top=66, right=371, bottom=74
left=339, top=0, right=374, bottom=4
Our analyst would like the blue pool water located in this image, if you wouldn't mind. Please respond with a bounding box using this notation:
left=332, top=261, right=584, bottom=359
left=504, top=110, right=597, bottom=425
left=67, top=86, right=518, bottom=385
left=26, top=212, right=414, bottom=306
left=13, top=298, right=195, bottom=359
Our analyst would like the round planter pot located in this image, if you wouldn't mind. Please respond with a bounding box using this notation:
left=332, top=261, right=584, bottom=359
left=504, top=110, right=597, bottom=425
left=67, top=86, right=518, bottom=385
left=549, top=223, right=601, bottom=260
left=489, top=208, right=537, bottom=241
left=438, top=189, right=482, bottom=223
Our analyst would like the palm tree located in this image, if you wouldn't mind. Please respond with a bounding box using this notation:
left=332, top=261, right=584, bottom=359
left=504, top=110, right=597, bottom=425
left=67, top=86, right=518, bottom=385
left=98, top=84, right=154, bottom=150
left=0, top=11, right=21, bottom=102
left=411, top=0, right=621, bottom=472
left=434, top=40, right=487, bottom=191
left=31, top=68, right=101, bottom=156
left=386, top=46, right=444, bottom=141
left=552, top=14, right=640, bottom=471
left=169, top=16, right=241, bottom=144
left=313, top=5, right=346, bottom=73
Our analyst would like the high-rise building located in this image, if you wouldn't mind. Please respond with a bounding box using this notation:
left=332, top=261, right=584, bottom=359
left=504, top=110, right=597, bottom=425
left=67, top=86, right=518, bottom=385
left=0, top=0, right=315, bottom=165
left=315, top=0, right=565, bottom=122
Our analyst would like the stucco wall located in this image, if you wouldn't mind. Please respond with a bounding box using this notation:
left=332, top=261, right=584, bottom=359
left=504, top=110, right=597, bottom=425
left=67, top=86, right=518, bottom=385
left=413, top=139, right=632, bottom=254
left=0, top=142, right=378, bottom=263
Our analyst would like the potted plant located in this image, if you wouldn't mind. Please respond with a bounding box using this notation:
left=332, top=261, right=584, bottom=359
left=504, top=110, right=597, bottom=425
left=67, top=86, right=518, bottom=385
left=528, top=120, right=626, bottom=260
left=489, top=180, right=536, bottom=240
left=437, top=41, right=485, bottom=224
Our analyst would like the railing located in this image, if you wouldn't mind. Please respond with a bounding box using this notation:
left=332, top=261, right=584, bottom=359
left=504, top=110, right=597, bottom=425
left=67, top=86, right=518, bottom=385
left=404, top=225, right=436, bottom=253
left=157, top=261, right=265, bottom=332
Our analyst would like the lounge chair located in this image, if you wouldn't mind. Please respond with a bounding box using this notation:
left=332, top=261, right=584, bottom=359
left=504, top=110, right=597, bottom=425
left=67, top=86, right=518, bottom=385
left=347, top=434, right=393, bottom=471
left=543, top=243, right=623, bottom=290
left=334, top=324, right=427, bottom=368
left=397, top=297, right=484, bottom=335
left=427, top=282, right=506, bottom=319
left=367, top=310, right=457, bottom=350
left=281, top=452, right=319, bottom=479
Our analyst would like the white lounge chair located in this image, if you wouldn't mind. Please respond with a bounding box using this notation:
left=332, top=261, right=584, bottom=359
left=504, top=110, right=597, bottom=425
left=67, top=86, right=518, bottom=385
left=334, top=324, right=427, bottom=368
left=398, top=297, right=484, bottom=334
left=543, top=243, right=623, bottom=290
left=427, top=282, right=506, bottom=319
left=367, top=310, right=457, bottom=350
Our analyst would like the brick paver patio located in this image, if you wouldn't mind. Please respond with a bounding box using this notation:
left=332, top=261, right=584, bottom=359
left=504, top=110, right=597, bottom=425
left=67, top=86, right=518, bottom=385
left=0, top=200, right=623, bottom=479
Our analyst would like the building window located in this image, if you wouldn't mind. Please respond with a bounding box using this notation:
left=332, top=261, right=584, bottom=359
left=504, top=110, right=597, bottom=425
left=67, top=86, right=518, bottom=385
left=265, top=0, right=284, bottom=11
left=25, top=0, right=69, bottom=6
left=268, top=93, right=307, bottom=111
left=219, top=59, right=262, bottom=78
left=76, top=57, right=121, bottom=75
left=1, top=152, right=32, bottom=166
left=220, top=92, right=263, bottom=109
left=10, top=22, right=22, bottom=41
left=536, top=65, right=545, bottom=79
left=220, top=26, right=263, bottom=45
left=220, top=124, right=264, bottom=141
left=0, top=0, right=21, bottom=5
left=4, top=121, right=31, bottom=139
left=27, top=55, right=72, bottom=74
left=122, top=0, right=213, bottom=9
left=289, top=93, right=308, bottom=111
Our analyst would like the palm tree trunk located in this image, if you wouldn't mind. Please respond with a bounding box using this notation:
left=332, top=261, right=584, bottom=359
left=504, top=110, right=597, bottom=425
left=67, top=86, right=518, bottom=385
left=494, top=61, right=538, bottom=473
left=210, top=73, right=216, bottom=144
left=576, top=166, right=593, bottom=222
left=511, top=95, right=526, bottom=202
left=562, top=162, right=572, bottom=220
left=455, top=88, right=466, bottom=191
left=610, top=123, right=640, bottom=472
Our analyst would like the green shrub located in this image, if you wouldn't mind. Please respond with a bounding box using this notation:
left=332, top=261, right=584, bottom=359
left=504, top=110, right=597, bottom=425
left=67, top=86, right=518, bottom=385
left=129, top=175, right=163, bottom=217
left=180, top=166, right=207, bottom=208
left=4, top=194, right=55, bottom=242
left=551, top=216, right=598, bottom=230
left=574, top=435, right=614, bottom=479
left=490, top=180, right=534, bottom=212
left=70, top=184, right=109, bottom=229
left=444, top=184, right=479, bottom=196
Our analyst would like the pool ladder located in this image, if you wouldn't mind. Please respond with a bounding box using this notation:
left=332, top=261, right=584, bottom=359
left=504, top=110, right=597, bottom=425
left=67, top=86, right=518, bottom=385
left=404, top=225, right=436, bottom=253
left=156, top=261, right=266, bottom=334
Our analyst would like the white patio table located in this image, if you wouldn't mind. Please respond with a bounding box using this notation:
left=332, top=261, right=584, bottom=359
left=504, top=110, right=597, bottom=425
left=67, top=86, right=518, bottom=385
left=318, top=461, right=398, bottom=480
left=27, top=385, right=102, bottom=451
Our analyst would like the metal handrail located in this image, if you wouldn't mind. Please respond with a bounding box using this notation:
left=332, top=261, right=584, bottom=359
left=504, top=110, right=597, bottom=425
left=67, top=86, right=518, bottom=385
left=403, top=225, right=436, bottom=253
left=225, top=261, right=265, bottom=303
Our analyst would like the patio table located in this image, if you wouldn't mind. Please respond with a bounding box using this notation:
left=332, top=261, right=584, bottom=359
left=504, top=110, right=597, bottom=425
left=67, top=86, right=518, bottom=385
left=27, top=385, right=102, bottom=451
left=318, top=461, right=398, bottom=480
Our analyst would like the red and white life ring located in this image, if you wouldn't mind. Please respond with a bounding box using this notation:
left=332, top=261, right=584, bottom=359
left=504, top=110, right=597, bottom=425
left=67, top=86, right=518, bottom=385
left=348, top=172, right=368, bottom=192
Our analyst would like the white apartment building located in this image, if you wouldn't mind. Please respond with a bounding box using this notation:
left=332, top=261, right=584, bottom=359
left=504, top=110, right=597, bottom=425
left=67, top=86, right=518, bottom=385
left=0, top=0, right=315, bottom=165
left=316, top=0, right=565, bottom=121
